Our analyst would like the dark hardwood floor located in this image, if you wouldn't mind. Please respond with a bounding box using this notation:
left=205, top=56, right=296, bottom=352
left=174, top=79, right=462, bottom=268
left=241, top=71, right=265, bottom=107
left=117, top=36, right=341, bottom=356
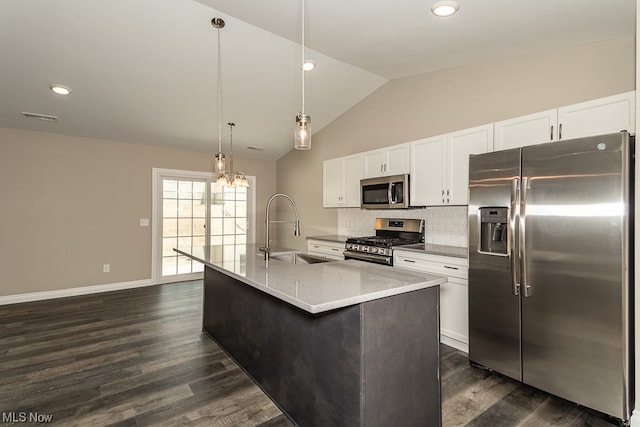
left=0, top=281, right=618, bottom=426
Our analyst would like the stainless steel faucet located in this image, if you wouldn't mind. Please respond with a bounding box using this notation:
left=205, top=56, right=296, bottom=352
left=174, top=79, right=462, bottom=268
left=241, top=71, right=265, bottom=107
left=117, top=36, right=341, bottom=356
left=259, top=193, right=301, bottom=259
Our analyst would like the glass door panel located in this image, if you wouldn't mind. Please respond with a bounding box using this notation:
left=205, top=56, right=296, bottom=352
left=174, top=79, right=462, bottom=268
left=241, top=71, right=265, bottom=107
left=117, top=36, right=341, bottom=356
left=154, top=170, right=253, bottom=283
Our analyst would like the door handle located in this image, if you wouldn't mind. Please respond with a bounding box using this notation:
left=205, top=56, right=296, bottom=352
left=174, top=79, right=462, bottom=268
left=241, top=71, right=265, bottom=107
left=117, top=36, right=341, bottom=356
left=550, top=125, right=554, bottom=141
left=510, top=178, right=520, bottom=296
left=520, top=177, right=532, bottom=297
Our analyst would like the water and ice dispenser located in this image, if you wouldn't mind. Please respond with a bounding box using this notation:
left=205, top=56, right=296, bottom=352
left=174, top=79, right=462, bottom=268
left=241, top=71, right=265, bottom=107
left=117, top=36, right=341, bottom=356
left=479, top=207, right=508, bottom=255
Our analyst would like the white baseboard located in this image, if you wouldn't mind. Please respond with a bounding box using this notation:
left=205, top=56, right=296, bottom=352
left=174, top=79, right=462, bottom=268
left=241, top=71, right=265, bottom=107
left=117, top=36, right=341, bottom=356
left=0, top=279, right=154, bottom=305
left=441, top=334, right=469, bottom=353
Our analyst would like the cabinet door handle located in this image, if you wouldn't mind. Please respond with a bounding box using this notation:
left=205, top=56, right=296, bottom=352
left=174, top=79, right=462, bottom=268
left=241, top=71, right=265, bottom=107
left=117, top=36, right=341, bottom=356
left=559, top=123, right=563, bottom=140
left=380, top=164, right=383, bottom=173
left=403, top=259, right=416, bottom=263
left=444, top=265, right=459, bottom=270
left=446, top=189, right=450, bottom=204
left=550, top=125, right=554, bottom=141
left=442, top=189, right=445, bottom=204
left=331, top=248, right=340, bottom=252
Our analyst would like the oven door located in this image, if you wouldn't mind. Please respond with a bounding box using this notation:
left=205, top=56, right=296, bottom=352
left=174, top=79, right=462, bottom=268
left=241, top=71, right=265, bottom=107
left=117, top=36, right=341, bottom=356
left=361, top=174, right=409, bottom=209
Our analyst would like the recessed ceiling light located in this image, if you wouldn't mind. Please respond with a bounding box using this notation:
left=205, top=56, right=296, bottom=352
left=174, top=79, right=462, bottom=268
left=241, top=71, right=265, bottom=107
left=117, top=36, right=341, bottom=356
left=50, top=85, right=71, bottom=95
left=431, top=1, right=459, bottom=17
left=301, top=61, right=316, bottom=72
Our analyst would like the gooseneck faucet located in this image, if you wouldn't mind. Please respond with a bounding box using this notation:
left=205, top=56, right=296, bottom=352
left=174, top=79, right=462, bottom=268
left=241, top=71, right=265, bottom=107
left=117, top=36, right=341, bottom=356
left=259, top=193, right=301, bottom=259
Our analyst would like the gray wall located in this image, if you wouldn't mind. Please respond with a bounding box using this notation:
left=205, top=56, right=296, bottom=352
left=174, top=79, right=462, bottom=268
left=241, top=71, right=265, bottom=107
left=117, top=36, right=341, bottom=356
left=275, top=37, right=635, bottom=250
left=0, top=127, right=276, bottom=297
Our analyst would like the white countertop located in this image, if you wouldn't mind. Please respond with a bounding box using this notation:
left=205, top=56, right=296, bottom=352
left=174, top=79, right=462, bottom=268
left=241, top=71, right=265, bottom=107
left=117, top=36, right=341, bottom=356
left=175, top=244, right=446, bottom=314
left=394, top=243, right=468, bottom=259
left=306, top=235, right=350, bottom=243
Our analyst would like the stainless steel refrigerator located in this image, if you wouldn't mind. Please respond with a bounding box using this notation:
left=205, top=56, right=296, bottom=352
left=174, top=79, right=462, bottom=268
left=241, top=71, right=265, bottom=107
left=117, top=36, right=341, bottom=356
left=468, top=131, right=634, bottom=422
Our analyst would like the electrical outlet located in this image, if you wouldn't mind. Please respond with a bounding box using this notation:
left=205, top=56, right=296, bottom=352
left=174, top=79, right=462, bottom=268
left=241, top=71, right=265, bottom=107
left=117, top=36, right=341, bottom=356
left=103, top=264, right=110, bottom=273
left=140, top=218, right=149, bottom=226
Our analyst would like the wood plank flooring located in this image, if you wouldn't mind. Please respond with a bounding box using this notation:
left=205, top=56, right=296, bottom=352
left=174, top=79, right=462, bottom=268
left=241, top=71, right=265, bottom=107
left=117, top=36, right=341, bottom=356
left=0, top=281, right=619, bottom=426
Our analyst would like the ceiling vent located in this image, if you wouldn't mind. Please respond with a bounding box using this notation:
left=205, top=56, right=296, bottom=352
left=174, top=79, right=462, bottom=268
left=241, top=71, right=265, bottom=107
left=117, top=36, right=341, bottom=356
left=21, top=112, right=59, bottom=122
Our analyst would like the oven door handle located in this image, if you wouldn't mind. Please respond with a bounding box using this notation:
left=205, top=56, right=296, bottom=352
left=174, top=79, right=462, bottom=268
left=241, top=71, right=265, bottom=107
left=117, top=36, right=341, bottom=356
left=343, top=250, right=392, bottom=265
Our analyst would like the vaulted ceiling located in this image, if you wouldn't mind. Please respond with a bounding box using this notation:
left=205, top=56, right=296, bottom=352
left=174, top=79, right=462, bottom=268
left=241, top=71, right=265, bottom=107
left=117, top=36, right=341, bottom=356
left=0, top=0, right=634, bottom=159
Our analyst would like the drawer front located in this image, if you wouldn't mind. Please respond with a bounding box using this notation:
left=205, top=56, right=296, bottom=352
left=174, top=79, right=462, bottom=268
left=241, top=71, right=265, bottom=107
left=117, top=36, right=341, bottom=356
left=394, top=253, right=467, bottom=280
left=308, top=240, right=345, bottom=260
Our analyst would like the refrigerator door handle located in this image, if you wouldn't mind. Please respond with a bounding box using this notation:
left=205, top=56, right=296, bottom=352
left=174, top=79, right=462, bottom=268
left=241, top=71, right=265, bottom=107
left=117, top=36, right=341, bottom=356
left=520, top=177, right=532, bottom=297
left=510, top=178, right=520, bottom=296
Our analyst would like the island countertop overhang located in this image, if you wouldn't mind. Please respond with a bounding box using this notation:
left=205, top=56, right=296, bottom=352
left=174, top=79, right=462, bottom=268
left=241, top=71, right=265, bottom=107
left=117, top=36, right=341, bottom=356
left=174, top=244, right=446, bottom=314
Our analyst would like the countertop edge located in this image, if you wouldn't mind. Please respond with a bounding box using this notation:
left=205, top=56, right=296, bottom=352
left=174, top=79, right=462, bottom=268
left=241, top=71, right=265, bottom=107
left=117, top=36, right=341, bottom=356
left=175, top=248, right=446, bottom=314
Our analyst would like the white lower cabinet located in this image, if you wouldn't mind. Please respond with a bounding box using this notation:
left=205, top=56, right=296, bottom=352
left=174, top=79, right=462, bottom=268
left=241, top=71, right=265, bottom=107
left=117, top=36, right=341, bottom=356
left=307, top=239, right=345, bottom=260
left=394, top=250, right=468, bottom=352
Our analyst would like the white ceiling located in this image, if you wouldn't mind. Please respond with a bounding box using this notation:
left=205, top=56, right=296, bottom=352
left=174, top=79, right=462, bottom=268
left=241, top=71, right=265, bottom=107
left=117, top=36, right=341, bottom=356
left=0, top=0, right=634, bottom=160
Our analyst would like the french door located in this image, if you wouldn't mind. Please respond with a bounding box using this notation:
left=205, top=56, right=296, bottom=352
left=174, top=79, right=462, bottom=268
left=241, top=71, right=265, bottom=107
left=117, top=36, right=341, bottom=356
left=152, top=168, right=255, bottom=284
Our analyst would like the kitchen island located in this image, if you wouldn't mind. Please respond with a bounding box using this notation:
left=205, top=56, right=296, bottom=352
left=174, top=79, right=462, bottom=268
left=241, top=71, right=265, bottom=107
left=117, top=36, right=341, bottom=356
left=175, top=244, right=446, bottom=426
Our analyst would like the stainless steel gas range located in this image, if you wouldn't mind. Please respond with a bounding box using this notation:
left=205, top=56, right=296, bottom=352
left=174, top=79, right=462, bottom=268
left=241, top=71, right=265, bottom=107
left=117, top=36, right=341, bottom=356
left=344, top=218, right=424, bottom=266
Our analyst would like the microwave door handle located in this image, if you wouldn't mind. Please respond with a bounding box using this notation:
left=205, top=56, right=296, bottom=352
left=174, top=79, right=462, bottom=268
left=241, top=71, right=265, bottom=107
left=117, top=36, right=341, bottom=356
left=389, top=183, right=396, bottom=204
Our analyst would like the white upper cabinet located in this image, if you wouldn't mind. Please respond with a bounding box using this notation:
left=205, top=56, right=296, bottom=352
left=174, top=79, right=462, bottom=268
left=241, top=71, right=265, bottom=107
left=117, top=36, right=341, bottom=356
left=323, top=154, right=363, bottom=208
left=446, top=124, right=494, bottom=205
left=343, top=155, right=363, bottom=207
left=326, top=92, right=635, bottom=209
left=363, top=143, right=410, bottom=178
left=494, top=109, right=557, bottom=151
left=557, top=91, right=635, bottom=140
left=494, top=92, right=635, bottom=151
left=410, top=135, right=446, bottom=206
left=411, top=124, right=493, bottom=206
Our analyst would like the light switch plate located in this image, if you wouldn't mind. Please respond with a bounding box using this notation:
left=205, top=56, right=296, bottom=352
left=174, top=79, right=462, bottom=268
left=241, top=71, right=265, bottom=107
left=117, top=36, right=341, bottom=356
left=140, top=218, right=150, bottom=226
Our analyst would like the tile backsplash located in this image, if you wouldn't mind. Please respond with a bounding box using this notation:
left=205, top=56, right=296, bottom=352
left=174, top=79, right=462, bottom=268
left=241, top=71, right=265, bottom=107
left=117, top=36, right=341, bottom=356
left=338, top=206, right=468, bottom=247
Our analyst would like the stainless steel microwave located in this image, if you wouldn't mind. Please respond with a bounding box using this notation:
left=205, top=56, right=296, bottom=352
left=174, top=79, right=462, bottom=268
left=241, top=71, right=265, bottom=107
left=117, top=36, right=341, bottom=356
left=361, top=174, right=410, bottom=209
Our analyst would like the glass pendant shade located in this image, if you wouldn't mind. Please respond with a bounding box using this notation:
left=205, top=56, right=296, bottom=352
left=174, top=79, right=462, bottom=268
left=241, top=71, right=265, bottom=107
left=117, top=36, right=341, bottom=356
left=294, top=113, right=311, bottom=150
left=214, top=152, right=226, bottom=174
left=215, top=174, right=228, bottom=186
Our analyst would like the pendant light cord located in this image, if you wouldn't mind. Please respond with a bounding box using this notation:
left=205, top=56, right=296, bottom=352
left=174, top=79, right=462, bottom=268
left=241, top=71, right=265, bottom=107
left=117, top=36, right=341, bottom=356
left=301, top=0, right=305, bottom=115
left=217, top=25, right=223, bottom=153
left=228, top=122, right=234, bottom=173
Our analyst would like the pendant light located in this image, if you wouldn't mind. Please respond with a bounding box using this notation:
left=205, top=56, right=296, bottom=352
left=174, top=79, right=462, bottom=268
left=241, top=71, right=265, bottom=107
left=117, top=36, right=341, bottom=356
left=228, top=122, right=250, bottom=188
left=294, top=0, right=311, bottom=150
left=212, top=17, right=227, bottom=185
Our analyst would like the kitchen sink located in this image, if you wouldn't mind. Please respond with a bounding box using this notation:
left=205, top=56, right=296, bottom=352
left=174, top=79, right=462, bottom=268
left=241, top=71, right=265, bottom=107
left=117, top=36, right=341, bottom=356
left=268, top=253, right=332, bottom=265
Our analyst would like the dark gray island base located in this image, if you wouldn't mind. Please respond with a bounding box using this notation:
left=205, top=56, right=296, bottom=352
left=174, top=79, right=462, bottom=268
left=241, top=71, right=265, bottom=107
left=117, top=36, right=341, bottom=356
left=203, top=266, right=441, bottom=427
